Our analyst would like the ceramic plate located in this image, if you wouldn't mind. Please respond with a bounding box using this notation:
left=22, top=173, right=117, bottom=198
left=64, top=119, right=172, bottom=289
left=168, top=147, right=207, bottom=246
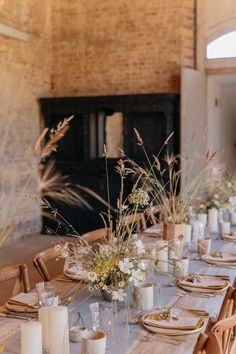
left=63, top=270, right=88, bottom=281
left=6, top=302, right=38, bottom=313
left=222, top=234, right=236, bottom=242
left=142, top=315, right=204, bottom=336
left=201, top=254, right=236, bottom=267
left=178, top=282, right=228, bottom=294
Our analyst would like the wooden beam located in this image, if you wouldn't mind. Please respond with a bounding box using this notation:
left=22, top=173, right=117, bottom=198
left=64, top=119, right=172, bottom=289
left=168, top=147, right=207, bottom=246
left=0, top=23, right=29, bottom=42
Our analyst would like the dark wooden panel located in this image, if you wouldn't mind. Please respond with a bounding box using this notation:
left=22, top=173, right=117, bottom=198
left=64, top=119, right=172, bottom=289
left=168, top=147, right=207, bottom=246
left=40, top=93, right=180, bottom=235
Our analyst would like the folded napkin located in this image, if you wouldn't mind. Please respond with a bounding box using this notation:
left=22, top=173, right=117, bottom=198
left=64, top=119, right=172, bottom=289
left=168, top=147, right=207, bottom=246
left=8, top=292, right=38, bottom=308
left=204, top=252, right=236, bottom=263
left=180, top=275, right=228, bottom=290
left=143, top=308, right=203, bottom=330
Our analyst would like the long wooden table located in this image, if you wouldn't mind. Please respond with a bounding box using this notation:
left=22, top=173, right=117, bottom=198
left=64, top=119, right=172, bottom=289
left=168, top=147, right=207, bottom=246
left=1, top=233, right=236, bottom=354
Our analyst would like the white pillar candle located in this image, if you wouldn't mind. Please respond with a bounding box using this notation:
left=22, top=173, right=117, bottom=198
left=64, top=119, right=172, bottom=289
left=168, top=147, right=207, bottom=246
left=197, top=213, right=207, bottom=228
left=134, top=282, right=153, bottom=311
left=230, top=211, right=236, bottom=226
left=208, top=208, right=218, bottom=233
left=191, top=221, right=204, bottom=242
left=48, top=306, right=70, bottom=354
left=174, top=257, right=189, bottom=278
left=183, top=224, right=192, bottom=244
left=219, top=222, right=231, bottom=235
left=38, top=307, right=49, bottom=351
left=21, top=322, right=42, bottom=354
left=155, top=240, right=168, bottom=272
left=81, top=330, right=106, bottom=354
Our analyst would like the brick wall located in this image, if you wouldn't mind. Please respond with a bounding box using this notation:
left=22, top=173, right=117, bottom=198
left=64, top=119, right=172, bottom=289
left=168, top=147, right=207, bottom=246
left=0, top=0, right=52, bottom=240
left=0, top=0, right=195, bottom=241
left=51, top=0, right=195, bottom=96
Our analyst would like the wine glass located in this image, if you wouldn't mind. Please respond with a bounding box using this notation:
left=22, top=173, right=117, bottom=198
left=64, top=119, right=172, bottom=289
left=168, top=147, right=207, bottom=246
left=36, top=282, right=56, bottom=307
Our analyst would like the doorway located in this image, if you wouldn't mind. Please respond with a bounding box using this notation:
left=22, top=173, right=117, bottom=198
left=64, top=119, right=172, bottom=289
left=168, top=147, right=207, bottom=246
left=207, top=75, right=236, bottom=173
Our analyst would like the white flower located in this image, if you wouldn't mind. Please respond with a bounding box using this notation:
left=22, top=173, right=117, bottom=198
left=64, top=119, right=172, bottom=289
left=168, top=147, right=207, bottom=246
left=102, top=285, right=112, bottom=293
left=99, top=244, right=110, bottom=255
left=118, top=258, right=133, bottom=274
left=88, top=285, right=94, bottom=292
left=135, top=240, right=145, bottom=254
left=129, top=268, right=144, bottom=282
left=87, top=272, right=98, bottom=282
left=112, top=288, right=127, bottom=301
left=118, top=281, right=126, bottom=288
left=61, top=248, right=69, bottom=258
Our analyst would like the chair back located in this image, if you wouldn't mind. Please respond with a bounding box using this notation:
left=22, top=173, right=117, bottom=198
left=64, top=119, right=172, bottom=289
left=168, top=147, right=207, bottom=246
left=34, top=229, right=110, bottom=281
left=218, top=287, right=236, bottom=321
left=194, top=314, right=236, bottom=354
left=81, top=227, right=111, bottom=244
left=146, top=206, right=162, bottom=225
left=0, top=263, right=30, bottom=297
left=33, top=245, right=64, bottom=281
left=123, top=213, right=146, bottom=234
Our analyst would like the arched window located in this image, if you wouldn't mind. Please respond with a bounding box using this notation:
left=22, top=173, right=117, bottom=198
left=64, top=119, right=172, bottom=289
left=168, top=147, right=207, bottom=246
left=206, top=30, right=236, bottom=59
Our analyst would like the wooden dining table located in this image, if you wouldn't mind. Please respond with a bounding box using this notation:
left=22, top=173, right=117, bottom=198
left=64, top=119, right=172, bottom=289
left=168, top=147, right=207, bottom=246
left=1, top=227, right=236, bottom=354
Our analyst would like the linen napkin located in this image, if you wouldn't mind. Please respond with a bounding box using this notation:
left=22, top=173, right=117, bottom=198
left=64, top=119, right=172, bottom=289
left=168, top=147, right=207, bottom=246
left=7, top=292, right=38, bottom=308
left=142, top=308, right=203, bottom=330
left=179, top=275, right=228, bottom=290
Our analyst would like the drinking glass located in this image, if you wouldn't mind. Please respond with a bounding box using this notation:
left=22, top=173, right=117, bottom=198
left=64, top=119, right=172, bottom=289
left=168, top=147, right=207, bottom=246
left=36, top=282, right=55, bottom=307
left=89, top=302, right=113, bottom=335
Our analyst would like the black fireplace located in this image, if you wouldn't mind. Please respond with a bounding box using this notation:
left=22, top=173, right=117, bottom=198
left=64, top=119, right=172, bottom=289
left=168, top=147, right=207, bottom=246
left=40, top=93, right=180, bottom=235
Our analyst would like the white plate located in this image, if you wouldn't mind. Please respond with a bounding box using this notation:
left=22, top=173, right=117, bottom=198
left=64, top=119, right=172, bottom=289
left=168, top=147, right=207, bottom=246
left=178, top=282, right=228, bottom=294
left=6, top=302, right=38, bottom=313
left=142, top=317, right=204, bottom=336
left=63, top=270, right=87, bottom=281
left=222, top=234, right=236, bottom=242
left=201, top=254, right=236, bottom=267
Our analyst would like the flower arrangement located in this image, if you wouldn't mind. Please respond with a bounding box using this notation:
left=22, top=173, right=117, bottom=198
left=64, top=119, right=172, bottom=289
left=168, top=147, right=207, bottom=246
left=59, top=154, right=168, bottom=301
left=195, top=164, right=236, bottom=213
left=127, top=130, right=215, bottom=225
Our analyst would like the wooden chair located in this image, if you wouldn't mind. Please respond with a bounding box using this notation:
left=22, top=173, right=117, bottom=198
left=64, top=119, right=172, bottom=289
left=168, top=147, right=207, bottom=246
left=81, top=227, right=111, bottom=244
left=34, top=228, right=110, bottom=281
left=123, top=213, right=147, bottom=234
left=0, top=263, right=30, bottom=297
left=218, top=287, right=236, bottom=321
left=146, top=206, right=162, bottom=225
left=33, top=244, right=66, bottom=281
left=193, top=315, right=236, bottom=354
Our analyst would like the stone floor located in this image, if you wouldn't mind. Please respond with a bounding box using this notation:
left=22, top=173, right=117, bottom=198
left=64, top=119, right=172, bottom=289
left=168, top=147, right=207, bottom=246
left=0, top=233, right=73, bottom=304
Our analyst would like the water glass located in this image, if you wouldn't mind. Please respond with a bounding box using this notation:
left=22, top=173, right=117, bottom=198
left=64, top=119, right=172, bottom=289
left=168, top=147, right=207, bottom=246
left=89, top=302, right=113, bottom=335
left=36, top=282, right=56, bottom=307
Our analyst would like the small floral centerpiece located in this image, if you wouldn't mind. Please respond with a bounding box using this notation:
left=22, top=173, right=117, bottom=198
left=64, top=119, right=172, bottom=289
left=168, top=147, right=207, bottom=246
left=196, top=164, right=235, bottom=213
left=85, top=238, right=146, bottom=301
left=60, top=158, right=158, bottom=302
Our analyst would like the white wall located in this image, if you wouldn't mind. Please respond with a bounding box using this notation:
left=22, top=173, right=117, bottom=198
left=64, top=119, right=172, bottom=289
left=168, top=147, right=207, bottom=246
left=197, top=0, right=236, bottom=70
left=221, top=84, right=236, bottom=171
left=206, top=77, right=222, bottom=159
left=207, top=77, right=236, bottom=172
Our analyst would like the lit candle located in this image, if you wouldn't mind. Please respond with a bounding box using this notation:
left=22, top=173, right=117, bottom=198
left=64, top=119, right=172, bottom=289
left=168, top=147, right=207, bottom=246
left=21, top=322, right=42, bottom=354
left=38, top=307, right=49, bottom=351
left=208, top=208, right=218, bottom=233
left=48, top=306, right=70, bottom=354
